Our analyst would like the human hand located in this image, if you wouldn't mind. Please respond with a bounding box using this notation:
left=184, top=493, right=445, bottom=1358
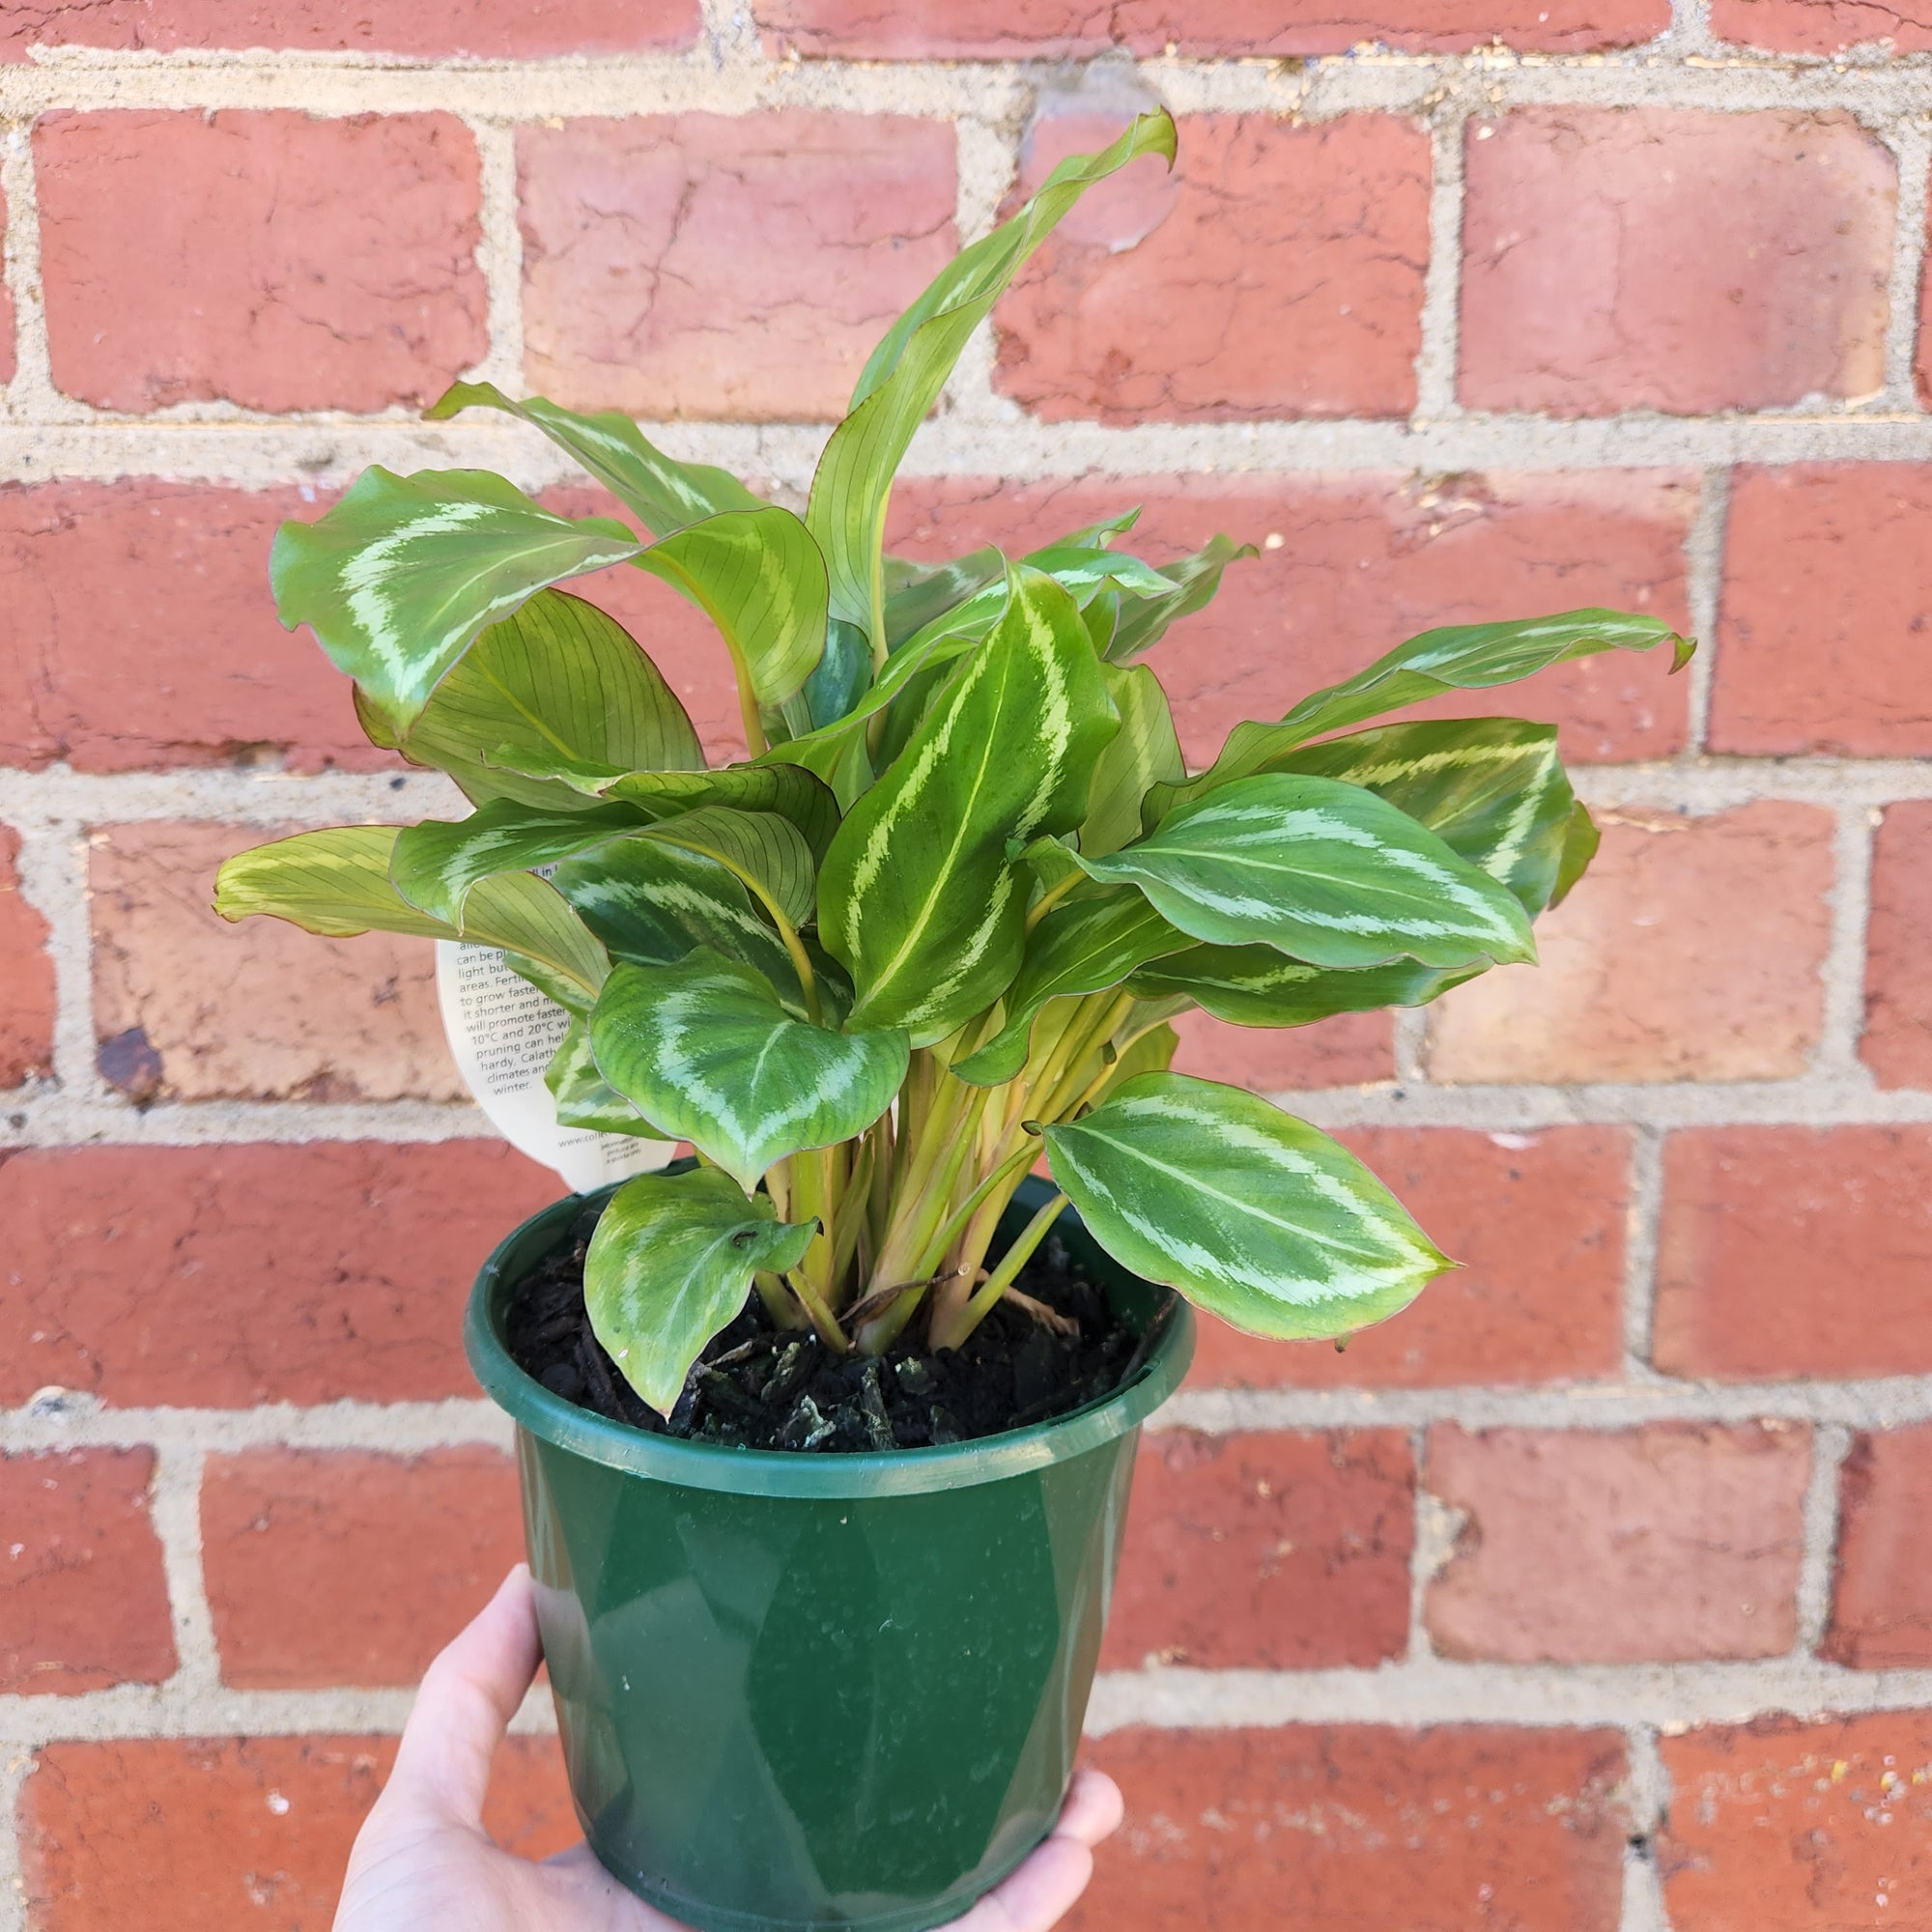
left=334, top=1565, right=1124, bottom=1932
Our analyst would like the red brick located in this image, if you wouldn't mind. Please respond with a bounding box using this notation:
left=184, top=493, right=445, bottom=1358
left=1461, top=109, right=1894, bottom=415
left=1655, top=1127, right=1932, bottom=1382
left=1713, top=0, right=1932, bottom=51
left=203, top=1448, right=523, bottom=1689
left=0, top=1449, right=175, bottom=1695
left=0, top=482, right=387, bottom=774
left=1103, top=1431, right=1412, bottom=1670
left=996, top=112, right=1428, bottom=423
left=1866, top=803, right=1932, bottom=1087
left=1659, top=1712, right=1932, bottom=1931
left=38, top=111, right=486, bottom=413
left=0, top=824, right=54, bottom=1088
left=1714, top=465, right=1932, bottom=757
left=1425, top=1423, right=1810, bottom=1662
left=1069, top=1726, right=1628, bottom=1932
left=19, top=1733, right=574, bottom=1932
left=758, top=0, right=1665, bottom=56
left=1428, top=804, right=1834, bottom=1084
left=1167, top=1008, right=1393, bottom=1091
left=1189, top=1128, right=1629, bottom=1391
left=91, top=822, right=461, bottom=1104
left=0, top=1142, right=558, bottom=1407
left=889, top=470, right=1696, bottom=767
left=1828, top=1426, right=1932, bottom=1668
left=520, top=113, right=955, bottom=421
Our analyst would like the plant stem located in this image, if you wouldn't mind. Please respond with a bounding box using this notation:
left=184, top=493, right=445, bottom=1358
left=784, top=1268, right=849, bottom=1355
left=753, top=1269, right=807, bottom=1330
left=930, top=1193, right=1069, bottom=1353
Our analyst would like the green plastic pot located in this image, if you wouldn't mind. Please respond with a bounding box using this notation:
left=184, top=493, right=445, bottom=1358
left=464, top=1173, right=1193, bottom=1932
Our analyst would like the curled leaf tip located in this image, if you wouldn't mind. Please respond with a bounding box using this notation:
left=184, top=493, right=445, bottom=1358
left=1670, top=633, right=1698, bottom=674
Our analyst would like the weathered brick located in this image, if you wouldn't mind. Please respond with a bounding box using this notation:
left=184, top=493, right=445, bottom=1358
left=1866, top=802, right=1932, bottom=1087
left=0, top=483, right=385, bottom=774
left=1715, top=465, right=1932, bottom=757
left=520, top=113, right=955, bottom=421
left=1461, top=109, right=1894, bottom=414
left=0, top=824, right=54, bottom=1089
left=1069, top=1726, right=1628, bottom=1932
left=203, top=1448, right=524, bottom=1688
left=888, top=470, right=1696, bottom=767
left=91, top=822, right=461, bottom=1104
left=1655, top=1127, right=1932, bottom=1381
left=2, top=0, right=697, bottom=57
left=1659, top=1712, right=1932, bottom=1930
left=1188, top=1127, right=1629, bottom=1391
left=1425, top=1423, right=1810, bottom=1662
left=19, top=1734, right=574, bottom=1931
left=0, top=1449, right=175, bottom=1695
left=1712, top=0, right=1932, bottom=51
left=995, top=112, right=1429, bottom=422
left=1167, top=1008, right=1394, bottom=1091
left=1427, top=804, right=1834, bottom=1084
left=0, top=180, right=13, bottom=384
left=0, top=1142, right=559, bottom=1407
left=38, top=111, right=486, bottom=413
left=1102, top=1431, right=1413, bottom=1670
left=1828, top=1426, right=1932, bottom=1668
left=757, top=0, right=1666, bottom=56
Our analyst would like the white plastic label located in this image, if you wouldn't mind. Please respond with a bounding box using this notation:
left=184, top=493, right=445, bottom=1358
left=436, top=940, right=673, bottom=1194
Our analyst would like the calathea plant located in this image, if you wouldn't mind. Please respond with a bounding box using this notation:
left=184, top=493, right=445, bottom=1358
left=216, top=112, right=1690, bottom=1421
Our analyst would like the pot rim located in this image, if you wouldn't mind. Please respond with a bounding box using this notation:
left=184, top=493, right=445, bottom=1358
left=464, top=1180, right=1194, bottom=1499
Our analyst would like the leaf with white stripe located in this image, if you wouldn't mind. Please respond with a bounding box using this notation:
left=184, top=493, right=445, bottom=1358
left=545, top=1017, right=657, bottom=1136
left=271, top=468, right=640, bottom=736
left=1041, top=1072, right=1452, bottom=1341
left=641, top=806, right=817, bottom=928
left=817, top=565, right=1120, bottom=1043
left=1081, top=664, right=1184, bottom=859
left=390, top=801, right=642, bottom=928
left=1076, top=773, right=1537, bottom=971
left=589, top=952, right=907, bottom=1189
left=585, top=1165, right=817, bottom=1415
left=1153, top=609, right=1692, bottom=819
left=428, top=383, right=768, bottom=537
left=1129, top=945, right=1478, bottom=1027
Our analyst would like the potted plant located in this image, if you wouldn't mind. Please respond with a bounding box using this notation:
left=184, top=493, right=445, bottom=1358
left=214, top=111, right=1690, bottom=1932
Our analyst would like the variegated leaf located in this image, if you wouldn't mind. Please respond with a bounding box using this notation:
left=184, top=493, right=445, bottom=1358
left=271, top=468, right=640, bottom=735
left=1104, top=533, right=1259, bottom=666
left=544, top=1017, right=657, bottom=1135
left=427, top=382, right=767, bottom=536
left=641, top=806, right=817, bottom=927
left=817, top=565, right=1120, bottom=1043
left=585, top=1165, right=816, bottom=1414
left=1074, top=773, right=1537, bottom=971
left=1041, top=1072, right=1452, bottom=1341
left=588, top=952, right=907, bottom=1188
left=1082, top=663, right=1185, bottom=859
left=1129, top=945, right=1477, bottom=1028
left=390, top=801, right=642, bottom=928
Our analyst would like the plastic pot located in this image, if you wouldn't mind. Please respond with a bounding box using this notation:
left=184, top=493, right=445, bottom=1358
left=464, top=1174, right=1194, bottom=1932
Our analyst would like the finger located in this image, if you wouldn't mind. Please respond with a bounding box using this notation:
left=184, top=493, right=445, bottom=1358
left=1048, top=1770, right=1123, bottom=1851
left=942, top=1837, right=1094, bottom=1932
left=384, top=1563, right=542, bottom=1828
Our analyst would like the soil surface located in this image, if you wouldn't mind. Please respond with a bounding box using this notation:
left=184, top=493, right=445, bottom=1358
left=503, top=1197, right=1168, bottom=1452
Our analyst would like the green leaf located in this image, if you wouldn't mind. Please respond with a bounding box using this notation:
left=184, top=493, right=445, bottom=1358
left=808, top=112, right=1176, bottom=659
left=271, top=468, right=640, bottom=735
left=588, top=952, right=907, bottom=1189
left=952, top=891, right=1190, bottom=1086
left=1104, top=533, right=1259, bottom=666
left=817, top=565, right=1120, bottom=1043
left=393, top=590, right=703, bottom=813
left=585, top=1165, right=816, bottom=1415
left=1551, top=799, right=1601, bottom=908
left=1129, top=945, right=1477, bottom=1028
left=1094, top=1019, right=1179, bottom=1103
left=428, top=382, right=768, bottom=537
left=803, top=617, right=873, bottom=729
left=1041, top=1072, right=1452, bottom=1341
left=633, top=507, right=828, bottom=714
left=544, top=1017, right=657, bottom=1135
left=1153, top=609, right=1693, bottom=819
left=642, top=806, right=817, bottom=928
left=1082, top=664, right=1185, bottom=859
left=390, top=800, right=642, bottom=928
left=1076, top=773, right=1538, bottom=971
left=1265, top=718, right=1578, bottom=916
left=213, top=826, right=609, bottom=1006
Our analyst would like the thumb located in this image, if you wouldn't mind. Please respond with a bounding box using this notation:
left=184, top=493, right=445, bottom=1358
left=381, top=1564, right=542, bottom=1829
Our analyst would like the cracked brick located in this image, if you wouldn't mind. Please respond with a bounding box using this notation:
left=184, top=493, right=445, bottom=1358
left=0, top=823, right=54, bottom=1089
left=519, top=112, right=956, bottom=420
left=995, top=111, right=1430, bottom=422
left=1828, top=1424, right=1932, bottom=1668
left=1425, top=1423, right=1810, bottom=1662
left=1712, top=0, right=1932, bottom=51
left=1461, top=108, right=1895, bottom=415
left=37, top=110, right=487, bottom=412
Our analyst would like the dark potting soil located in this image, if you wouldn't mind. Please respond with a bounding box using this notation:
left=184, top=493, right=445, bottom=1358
left=502, top=1196, right=1169, bottom=1453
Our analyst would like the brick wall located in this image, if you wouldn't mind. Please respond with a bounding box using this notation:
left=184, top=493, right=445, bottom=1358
left=3, top=8, right=1931, bottom=1931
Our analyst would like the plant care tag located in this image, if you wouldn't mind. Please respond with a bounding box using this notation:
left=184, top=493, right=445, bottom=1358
left=435, top=940, right=673, bottom=1194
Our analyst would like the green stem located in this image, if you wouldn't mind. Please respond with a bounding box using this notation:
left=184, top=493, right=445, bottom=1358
left=753, top=1269, right=807, bottom=1331
left=930, top=1193, right=1068, bottom=1353
left=910, top=1136, right=1039, bottom=1282
left=784, top=1268, right=849, bottom=1355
